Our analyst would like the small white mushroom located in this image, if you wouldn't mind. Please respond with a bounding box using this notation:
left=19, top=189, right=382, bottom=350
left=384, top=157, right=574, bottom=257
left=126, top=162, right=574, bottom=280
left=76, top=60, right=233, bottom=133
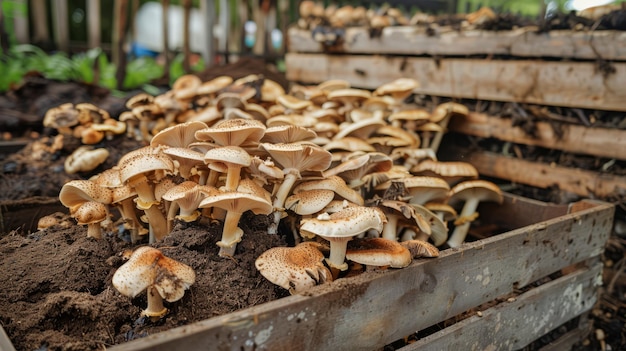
left=64, top=146, right=110, bottom=174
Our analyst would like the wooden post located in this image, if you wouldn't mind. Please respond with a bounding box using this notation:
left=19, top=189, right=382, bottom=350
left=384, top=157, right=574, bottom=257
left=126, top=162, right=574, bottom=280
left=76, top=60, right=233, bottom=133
left=113, top=0, right=129, bottom=90
left=182, top=0, right=192, bottom=73
left=87, top=0, right=101, bottom=49
left=162, top=0, right=170, bottom=82
left=51, top=0, right=69, bottom=52
left=11, top=0, right=28, bottom=44
left=218, top=0, right=229, bottom=63
left=0, top=0, right=9, bottom=54
left=199, top=0, right=215, bottom=68
left=30, top=0, right=48, bottom=44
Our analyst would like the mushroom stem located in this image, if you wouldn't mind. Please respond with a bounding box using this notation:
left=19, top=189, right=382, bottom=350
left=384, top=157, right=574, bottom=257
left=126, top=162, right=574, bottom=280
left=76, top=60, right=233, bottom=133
left=143, top=286, right=168, bottom=318
left=381, top=214, right=399, bottom=241
left=118, top=198, right=142, bottom=243
left=217, top=210, right=244, bottom=257
left=326, top=237, right=351, bottom=272
left=224, top=165, right=243, bottom=191
left=447, top=197, right=480, bottom=248
left=86, top=223, right=103, bottom=239
left=269, top=171, right=299, bottom=234
left=429, top=114, right=451, bottom=154
left=144, top=204, right=168, bottom=243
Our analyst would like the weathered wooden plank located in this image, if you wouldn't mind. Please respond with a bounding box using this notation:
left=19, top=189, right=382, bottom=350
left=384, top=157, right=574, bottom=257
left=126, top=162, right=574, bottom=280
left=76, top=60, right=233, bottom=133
left=288, top=27, right=626, bottom=61
left=87, top=0, right=101, bottom=48
left=448, top=113, right=626, bottom=160
left=401, top=263, right=602, bottom=351
left=539, top=314, right=590, bottom=351
left=109, top=196, right=613, bottom=351
left=51, top=0, right=69, bottom=52
left=455, top=150, right=626, bottom=198
left=284, top=54, right=626, bottom=111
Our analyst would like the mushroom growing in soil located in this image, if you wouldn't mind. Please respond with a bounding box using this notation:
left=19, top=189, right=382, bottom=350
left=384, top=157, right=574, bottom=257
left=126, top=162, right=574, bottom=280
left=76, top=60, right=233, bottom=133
left=255, top=242, right=332, bottom=294
left=446, top=180, right=503, bottom=248
left=300, top=205, right=386, bottom=272
left=112, top=246, right=195, bottom=320
left=346, top=237, right=412, bottom=269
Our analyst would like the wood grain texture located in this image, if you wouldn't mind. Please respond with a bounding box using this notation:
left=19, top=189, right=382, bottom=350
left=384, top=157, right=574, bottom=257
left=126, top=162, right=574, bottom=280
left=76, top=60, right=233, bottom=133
left=285, top=54, right=626, bottom=111
left=288, top=27, right=626, bottom=61
left=400, top=263, right=602, bottom=351
left=109, top=195, right=613, bottom=351
left=448, top=113, right=626, bottom=160
left=458, top=150, right=626, bottom=198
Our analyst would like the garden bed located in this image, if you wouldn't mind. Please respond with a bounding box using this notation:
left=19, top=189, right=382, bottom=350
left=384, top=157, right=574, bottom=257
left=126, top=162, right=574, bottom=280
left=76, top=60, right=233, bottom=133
left=0, top=192, right=610, bottom=350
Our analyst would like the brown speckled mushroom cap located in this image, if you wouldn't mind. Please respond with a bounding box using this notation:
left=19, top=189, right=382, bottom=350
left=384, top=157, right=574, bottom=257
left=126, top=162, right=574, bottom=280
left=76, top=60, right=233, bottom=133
left=195, top=118, right=266, bottom=147
left=255, top=242, right=331, bottom=294
left=112, top=246, right=195, bottom=302
left=151, top=121, right=208, bottom=149
left=285, top=189, right=335, bottom=215
left=411, top=160, right=478, bottom=186
left=293, top=175, right=364, bottom=206
left=300, top=205, right=386, bottom=240
left=59, top=179, right=112, bottom=207
left=346, top=237, right=412, bottom=268
left=400, top=239, right=440, bottom=258
left=261, top=125, right=317, bottom=144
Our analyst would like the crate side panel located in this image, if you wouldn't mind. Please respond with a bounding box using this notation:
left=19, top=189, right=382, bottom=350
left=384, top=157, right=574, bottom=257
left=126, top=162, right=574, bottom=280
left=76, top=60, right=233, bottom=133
left=285, top=54, right=626, bottom=111
left=402, top=263, right=602, bottom=351
left=110, top=201, right=613, bottom=351
left=288, top=27, right=626, bottom=61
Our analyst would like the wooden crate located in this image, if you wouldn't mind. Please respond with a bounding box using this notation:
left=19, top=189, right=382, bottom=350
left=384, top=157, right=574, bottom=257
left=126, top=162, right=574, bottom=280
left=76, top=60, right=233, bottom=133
left=97, top=193, right=613, bottom=350
left=285, top=26, right=626, bottom=199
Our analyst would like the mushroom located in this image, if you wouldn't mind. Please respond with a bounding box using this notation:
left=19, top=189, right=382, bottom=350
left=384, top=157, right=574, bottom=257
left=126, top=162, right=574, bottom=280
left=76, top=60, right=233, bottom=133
left=199, top=179, right=273, bottom=257
left=411, top=160, right=478, bottom=186
left=162, top=181, right=216, bottom=223
left=59, top=179, right=112, bottom=239
left=400, top=239, right=440, bottom=258
left=255, top=242, right=332, bottom=294
left=43, top=103, right=79, bottom=135
left=259, top=142, right=332, bottom=234
left=64, top=146, right=110, bottom=174
left=446, top=180, right=503, bottom=248
left=112, top=246, right=195, bottom=319
left=373, top=78, right=419, bottom=108
left=292, top=175, right=364, bottom=206
left=376, top=199, right=431, bottom=242
left=300, top=205, right=386, bottom=272
left=203, top=145, right=252, bottom=191
left=118, top=150, right=174, bottom=243
left=346, top=237, right=412, bottom=268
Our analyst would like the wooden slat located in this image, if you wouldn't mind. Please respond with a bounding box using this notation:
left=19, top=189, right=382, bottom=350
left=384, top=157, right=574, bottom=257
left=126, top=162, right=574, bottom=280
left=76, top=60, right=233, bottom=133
left=11, top=0, right=29, bottom=44
left=51, top=0, right=69, bottom=52
left=285, top=54, right=626, bottom=111
left=539, top=314, right=590, bottom=351
left=30, top=0, right=48, bottom=43
left=401, top=263, right=601, bottom=351
left=87, top=0, right=101, bottom=48
left=455, top=150, right=626, bottom=198
left=199, top=0, right=216, bottom=67
left=448, top=113, right=626, bottom=160
left=288, top=27, right=626, bottom=61
left=109, top=196, right=613, bottom=351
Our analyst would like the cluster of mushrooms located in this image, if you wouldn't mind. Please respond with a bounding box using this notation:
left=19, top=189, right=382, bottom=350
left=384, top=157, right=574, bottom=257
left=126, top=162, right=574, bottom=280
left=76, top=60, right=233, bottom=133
left=53, top=73, right=503, bottom=317
left=297, top=1, right=498, bottom=44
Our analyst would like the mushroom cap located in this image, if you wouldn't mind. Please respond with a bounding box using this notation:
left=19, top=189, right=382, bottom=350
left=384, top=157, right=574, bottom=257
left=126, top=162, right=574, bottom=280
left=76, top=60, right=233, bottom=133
left=424, top=202, right=457, bottom=222
left=261, top=125, right=317, bottom=144
left=374, top=78, right=419, bottom=97
left=259, top=143, right=332, bottom=173
left=195, top=118, right=266, bottom=146
left=255, top=242, right=331, bottom=294
left=334, top=118, right=386, bottom=140
left=317, top=79, right=351, bottom=93
left=43, top=103, right=79, bottom=130
left=59, top=179, right=112, bottom=207
left=204, top=145, right=252, bottom=168
left=300, top=205, right=386, bottom=239
left=197, top=75, right=233, bottom=95
left=277, top=94, right=312, bottom=111
left=285, top=189, right=335, bottom=215
left=430, top=102, right=469, bottom=123
left=126, top=93, right=154, bottom=109
left=72, top=201, right=108, bottom=225
left=346, top=238, right=412, bottom=268
left=215, top=92, right=246, bottom=111
left=112, top=246, right=195, bottom=302
left=447, top=180, right=503, bottom=206
left=409, top=203, right=449, bottom=246
left=172, top=74, right=202, bottom=100
left=293, top=175, right=364, bottom=206
left=400, top=239, right=440, bottom=258
left=198, top=188, right=273, bottom=215
left=119, top=152, right=175, bottom=183
left=410, top=160, right=478, bottom=185
left=64, top=146, right=110, bottom=174
left=387, top=109, right=431, bottom=124
left=151, top=121, right=208, bottom=148
left=378, top=176, right=450, bottom=205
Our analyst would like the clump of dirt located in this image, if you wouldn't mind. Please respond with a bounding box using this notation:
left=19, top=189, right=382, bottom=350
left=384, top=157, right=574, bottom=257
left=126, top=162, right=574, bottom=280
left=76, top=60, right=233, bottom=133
left=0, top=215, right=288, bottom=350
